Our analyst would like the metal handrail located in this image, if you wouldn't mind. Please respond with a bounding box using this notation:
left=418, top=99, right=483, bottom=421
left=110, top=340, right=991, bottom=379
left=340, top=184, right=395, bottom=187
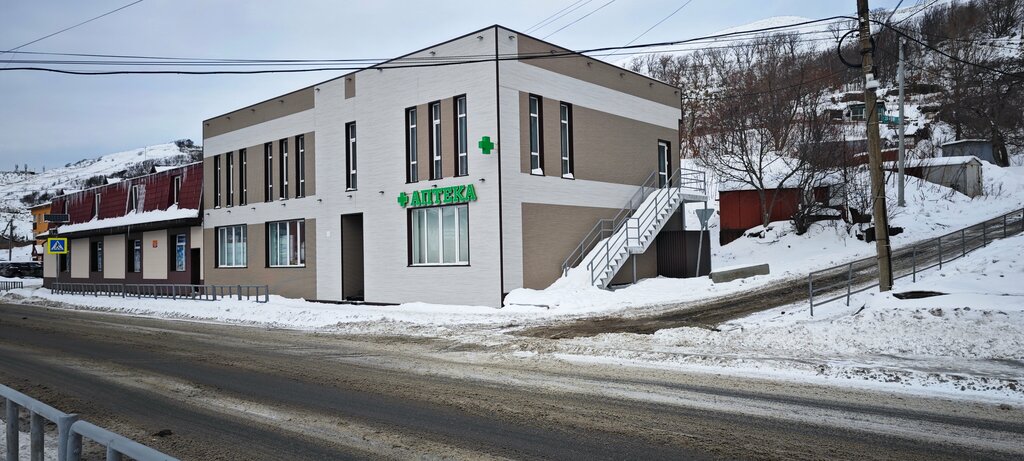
left=67, top=420, right=179, bottom=461
left=51, top=283, right=270, bottom=303
left=808, top=207, right=1024, bottom=314
left=0, top=281, right=24, bottom=291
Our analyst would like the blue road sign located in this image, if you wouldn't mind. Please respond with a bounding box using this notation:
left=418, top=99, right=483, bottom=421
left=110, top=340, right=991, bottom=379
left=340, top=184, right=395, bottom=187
left=46, top=238, right=68, bottom=254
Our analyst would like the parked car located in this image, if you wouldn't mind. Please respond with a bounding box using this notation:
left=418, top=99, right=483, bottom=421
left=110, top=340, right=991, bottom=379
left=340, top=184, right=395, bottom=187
left=0, top=261, right=43, bottom=278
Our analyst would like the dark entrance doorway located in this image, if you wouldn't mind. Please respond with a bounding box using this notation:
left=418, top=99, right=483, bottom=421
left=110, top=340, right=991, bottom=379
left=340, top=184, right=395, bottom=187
left=340, top=213, right=364, bottom=301
left=656, top=230, right=711, bottom=278
left=190, top=248, right=202, bottom=285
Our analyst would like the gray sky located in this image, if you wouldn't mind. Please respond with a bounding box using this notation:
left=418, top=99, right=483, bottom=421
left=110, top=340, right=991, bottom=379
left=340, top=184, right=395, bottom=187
left=0, top=0, right=901, bottom=169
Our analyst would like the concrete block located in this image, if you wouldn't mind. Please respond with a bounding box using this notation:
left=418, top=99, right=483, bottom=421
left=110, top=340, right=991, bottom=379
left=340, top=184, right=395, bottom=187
left=710, top=264, right=770, bottom=283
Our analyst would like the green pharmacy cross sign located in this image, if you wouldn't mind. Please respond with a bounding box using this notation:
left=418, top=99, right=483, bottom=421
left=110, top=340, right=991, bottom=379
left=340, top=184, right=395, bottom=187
left=398, top=184, right=478, bottom=208
left=478, top=136, right=495, bottom=154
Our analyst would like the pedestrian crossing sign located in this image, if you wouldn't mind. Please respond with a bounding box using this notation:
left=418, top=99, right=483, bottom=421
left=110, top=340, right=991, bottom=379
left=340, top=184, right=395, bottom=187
left=46, top=238, right=68, bottom=255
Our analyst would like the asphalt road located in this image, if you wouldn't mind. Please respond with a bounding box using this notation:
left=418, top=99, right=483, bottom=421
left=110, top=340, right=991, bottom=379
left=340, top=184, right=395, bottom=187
left=1, top=303, right=1022, bottom=460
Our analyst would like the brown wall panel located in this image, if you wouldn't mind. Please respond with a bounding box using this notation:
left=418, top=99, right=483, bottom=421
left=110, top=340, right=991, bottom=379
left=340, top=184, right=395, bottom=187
left=440, top=98, right=455, bottom=178
left=204, top=87, right=315, bottom=138
left=203, top=219, right=317, bottom=300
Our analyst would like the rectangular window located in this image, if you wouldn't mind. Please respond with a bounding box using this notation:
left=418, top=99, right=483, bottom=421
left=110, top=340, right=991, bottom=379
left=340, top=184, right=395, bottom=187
left=238, top=149, right=247, bottom=205
left=295, top=135, right=305, bottom=198
left=429, top=101, right=442, bottom=180
left=264, top=142, right=273, bottom=202
left=226, top=152, right=234, bottom=206
left=94, top=192, right=101, bottom=218
left=172, top=175, right=182, bottom=206
left=346, top=122, right=357, bottom=191
left=216, top=225, right=247, bottom=268
left=406, top=107, right=418, bottom=183
left=132, top=239, right=142, bottom=272
left=410, top=205, right=469, bottom=265
left=529, top=95, right=543, bottom=175
left=60, top=253, right=69, bottom=273
left=658, top=140, right=671, bottom=188
left=279, top=139, right=289, bottom=200
left=127, top=185, right=141, bottom=213
left=560, top=102, right=573, bottom=179
left=267, top=220, right=305, bottom=267
left=455, top=95, right=468, bottom=176
left=174, top=234, right=186, bottom=272
left=91, top=241, right=103, bottom=272
left=213, top=155, right=221, bottom=208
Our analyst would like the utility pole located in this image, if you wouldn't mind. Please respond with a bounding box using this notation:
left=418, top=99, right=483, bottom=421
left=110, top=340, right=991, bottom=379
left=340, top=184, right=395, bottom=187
left=897, top=38, right=907, bottom=207
left=857, top=0, right=894, bottom=291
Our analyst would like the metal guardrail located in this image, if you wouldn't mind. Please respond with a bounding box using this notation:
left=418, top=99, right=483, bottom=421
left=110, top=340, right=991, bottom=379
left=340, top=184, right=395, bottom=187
left=50, top=283, right=270, bottom=303
left=562, top=166, right=707, bottom=277
left=0, top=281, right=23, bottom=291
left=3, top=383, right=178, bottom=461
left=808, top=207, right=1024, bottom=315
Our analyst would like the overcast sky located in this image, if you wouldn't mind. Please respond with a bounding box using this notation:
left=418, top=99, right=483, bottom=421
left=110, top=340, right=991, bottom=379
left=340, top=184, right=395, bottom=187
left=0, top=0, right=901, bottom=170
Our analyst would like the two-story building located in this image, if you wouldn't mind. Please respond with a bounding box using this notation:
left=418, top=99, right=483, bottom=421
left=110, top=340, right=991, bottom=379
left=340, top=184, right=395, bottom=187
left=202, top=25, right=706, bottom=307
left=42, top=163, right=204, bottom=287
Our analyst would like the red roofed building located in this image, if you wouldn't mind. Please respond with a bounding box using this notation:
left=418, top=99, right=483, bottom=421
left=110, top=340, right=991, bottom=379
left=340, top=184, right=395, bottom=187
left=43, top=163, right=204, bottom=288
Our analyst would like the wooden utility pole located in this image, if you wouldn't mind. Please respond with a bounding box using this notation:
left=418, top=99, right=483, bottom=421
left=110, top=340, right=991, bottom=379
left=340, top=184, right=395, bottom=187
left=857, top=0, right=894, bottom=291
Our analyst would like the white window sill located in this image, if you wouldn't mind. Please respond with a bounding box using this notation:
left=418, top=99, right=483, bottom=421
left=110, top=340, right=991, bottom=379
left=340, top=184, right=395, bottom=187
left=269, top=264, right=306, bottom=268
left=562, top=173, right=575, bottom=179
left=410, top=263, right=470, bottom=267
left=531, top=168, right=544, bottom=175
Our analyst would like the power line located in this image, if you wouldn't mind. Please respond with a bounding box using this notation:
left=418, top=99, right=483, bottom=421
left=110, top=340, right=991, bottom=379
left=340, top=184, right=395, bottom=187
left=878, top=19, right=1024, bottom=80
left=1, top=0, right=146, bottom=54
left=525, top=0, right=592, bottom=33
left=543, top=0, right=618, bottom=39
left=623, top=0, right=694, bottom=47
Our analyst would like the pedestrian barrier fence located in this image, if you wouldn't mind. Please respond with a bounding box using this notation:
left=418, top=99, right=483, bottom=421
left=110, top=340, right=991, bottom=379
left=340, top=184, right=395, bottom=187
left=808, top=207, right=1024, bottom=315
left=3, top=382, right=178, bottom=461
left=0, top=282, right=22, bottom=291
left=51, top=283, right=270, bottom=303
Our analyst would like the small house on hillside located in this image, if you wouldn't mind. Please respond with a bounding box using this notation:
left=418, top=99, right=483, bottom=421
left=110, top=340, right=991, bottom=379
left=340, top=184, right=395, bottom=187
left=884, top=156, right=984, bottom=198
left=719, top=184, right=831, bottom=245
left=940, top=140, right=1002, bottom=166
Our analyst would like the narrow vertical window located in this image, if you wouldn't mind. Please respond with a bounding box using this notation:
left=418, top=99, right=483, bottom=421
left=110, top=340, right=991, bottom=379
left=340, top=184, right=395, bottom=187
left=295, top=135, right=305, bottom=198
left=406, top=107, right=418, bottom=183
left=429, top=101, right=442, bottom=180
left=226, top=152, right=234, bottom=206
left=560, top=102, right=574, bottom=179
left=94, top=192, right=101, bottom=218
left=279, top=139, right=289, bottom=200
left=213, top=155, right=222, bottom=208
left=91, top=241, right=103, bottom=272
left=529, top=95, right=543, bottom=175
left=128, top=184, right=141, bottom=212
left=172, top=175, right=182, bottom=206
left=174, top=234, right=187, bottom=272
left=132, top=239, right=142, bottom=272
left=238, top=148, right=247, bottom=205
left=657, top=140, right=671, bottom=188
left=455, top=95, right=468, bottom=176
left=264, top=142, right=273, bottom=202
left=346, top=122, right=357, bottom=190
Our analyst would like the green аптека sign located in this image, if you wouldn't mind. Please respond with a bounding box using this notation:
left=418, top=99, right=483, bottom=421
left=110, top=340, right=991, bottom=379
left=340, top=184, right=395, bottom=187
left=398, top=184, right=477, bottom=208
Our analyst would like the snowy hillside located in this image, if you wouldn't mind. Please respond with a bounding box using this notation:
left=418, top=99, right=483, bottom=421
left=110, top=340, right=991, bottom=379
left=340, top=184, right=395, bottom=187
left=0, top=141, right=199, bottom=243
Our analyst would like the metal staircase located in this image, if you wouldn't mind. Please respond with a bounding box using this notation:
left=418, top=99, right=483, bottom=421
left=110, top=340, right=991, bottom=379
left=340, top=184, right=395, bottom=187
left=561, top=166, right=707, bottom=288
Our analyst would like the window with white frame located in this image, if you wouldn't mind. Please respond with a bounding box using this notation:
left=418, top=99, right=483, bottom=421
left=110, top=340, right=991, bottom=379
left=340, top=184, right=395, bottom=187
left=264, top=142, right=273, bottom=202
left=410, top=205, right=469, bottom=265
left=214, top=154, right=222, bottom=207
left=268, top=220, right=305, bottom=267
left=94, top=192, right=101, bottom=218
left=529, top=95, right=543, bottom=175
left=217, top=225, right=247, bottom=268
left=455, top=95, right=468, bottom=176
left=560, top=102, right=573, bottom=179
left=406, top=107, right=418, bottom=182
left=127, top=185, right=141, bottom=213
left=174, top=234, right=187, bottom=272
left=226, top=152, right=234, bottom=206
left=429, top=101, right=442, bottom=180
left=279, top=139, right=289, bottom=200
left=132, top=239, right=142, bottom=272
left=295, top=135, right=305, bottom=198
left=172, top=175, right=182, bottom=206
left=346, top=122, right=357, bottom=190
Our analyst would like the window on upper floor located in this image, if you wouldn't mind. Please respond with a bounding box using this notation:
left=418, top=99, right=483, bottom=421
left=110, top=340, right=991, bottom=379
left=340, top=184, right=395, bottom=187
left=226, top=152, right=234, bottom=207
left=94, top=192, right=102, bottom=218
left=213, top=155, right=222, bottom=208
left=455, top=95, right=468, bottom=177
left=346, top=122, right=357, bottom=191
left=560, top=102, right=574, bottom=179
left=238, top=149, right=247, bottom=205
left=172, top=175, right=182, bottom=206
left=406, top=107, right=418, bottom=183
left=279, top=139, right=289, bottom=200
left=295, top=135, right=306, bottom=198
left=429, top=101, right=442, bottom=180
left=529, top=95, right=543, bottom=175
left=127, top=184, right=142, bottom=213
left=264, top=142, right=273, bottom=202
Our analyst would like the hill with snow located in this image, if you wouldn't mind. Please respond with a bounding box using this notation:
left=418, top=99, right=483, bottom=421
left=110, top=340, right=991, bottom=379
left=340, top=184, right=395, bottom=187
left=0, top=141, right=200, bottom=249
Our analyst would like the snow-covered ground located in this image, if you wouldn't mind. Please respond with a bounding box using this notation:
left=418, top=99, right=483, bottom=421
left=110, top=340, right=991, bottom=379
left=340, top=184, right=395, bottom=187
left=0, top=419, right=58, bottom=461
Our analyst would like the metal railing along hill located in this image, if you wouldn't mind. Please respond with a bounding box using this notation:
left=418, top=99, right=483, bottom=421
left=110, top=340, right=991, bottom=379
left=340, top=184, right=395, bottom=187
left=808, top=207, right=1024, bottom=315
left=3, top=382, right=177, bottom=461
